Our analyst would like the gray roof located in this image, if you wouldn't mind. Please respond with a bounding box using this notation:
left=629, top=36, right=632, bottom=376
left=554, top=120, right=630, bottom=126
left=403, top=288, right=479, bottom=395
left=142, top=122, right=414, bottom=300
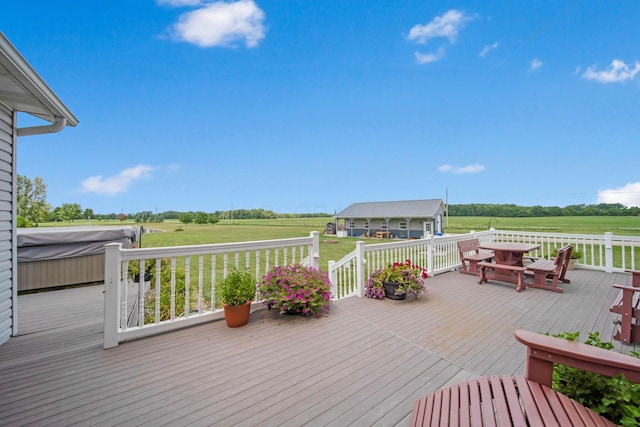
left=335, top=199, right=444, bottom=219
left=0, top=32, right=78, bottom=126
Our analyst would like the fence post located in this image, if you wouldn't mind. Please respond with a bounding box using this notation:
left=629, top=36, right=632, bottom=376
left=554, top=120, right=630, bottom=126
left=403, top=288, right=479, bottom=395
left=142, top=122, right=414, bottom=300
left=426, top=235, right=434, bottom=274
left=604, top=232, right=613, bottom=273
left=328, top=260, right=337, bottom=299
left=310, top=231, right=320, bottom=270
left=355, top=241, right=365, bottom=297
left=104, top=243, right=122, bottom=349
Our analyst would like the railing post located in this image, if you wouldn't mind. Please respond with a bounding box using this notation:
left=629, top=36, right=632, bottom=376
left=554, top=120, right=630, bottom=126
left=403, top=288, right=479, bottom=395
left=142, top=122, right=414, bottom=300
left=355, top=241, right=365, bottom=297
left=104, top=243, right=122, bottom=349
left=605, top=232, right=613, bottom=273
left=310, top=231, right=320, bottom=270
left=328, top=260, right=337, bottom=299
left=426, top=235, right=434, bottom=274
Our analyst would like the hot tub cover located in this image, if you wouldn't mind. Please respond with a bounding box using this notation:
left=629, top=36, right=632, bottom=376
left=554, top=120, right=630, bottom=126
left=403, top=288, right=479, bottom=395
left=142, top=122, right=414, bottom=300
left=17, top=225, right=141, bottom=262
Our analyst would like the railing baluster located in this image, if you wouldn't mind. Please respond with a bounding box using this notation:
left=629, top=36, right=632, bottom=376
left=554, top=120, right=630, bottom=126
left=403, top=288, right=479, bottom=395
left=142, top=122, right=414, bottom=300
left=155, top=258, right=161, bottom=323
left=198, top=255, right=204, bottom=314
left=170, top=257, right=176, bottom=320
left=137, top=259, right=144, bottom=327
left=185, top=256, right=190, bottom=319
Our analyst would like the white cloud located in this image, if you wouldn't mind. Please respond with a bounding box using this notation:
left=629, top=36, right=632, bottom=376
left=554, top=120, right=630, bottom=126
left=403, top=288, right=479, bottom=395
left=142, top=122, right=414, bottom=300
left=170, top=0, right=266, bottom=48
left=597, top=182, right=640, bottom=207
left=529, top=58, right=543, bottom=72
left=581, top=59, right=640, bottom=83
left=438, top=163, right=485, bottom=174
left=479, top=42, right=498, bottom=58
left=407, top=9, right=472, bottom=44
left=157, top=0, right=202, bottom=6
left=81, top=165, right=157, bottom=195
left=415, top=48, right=445, bottom=64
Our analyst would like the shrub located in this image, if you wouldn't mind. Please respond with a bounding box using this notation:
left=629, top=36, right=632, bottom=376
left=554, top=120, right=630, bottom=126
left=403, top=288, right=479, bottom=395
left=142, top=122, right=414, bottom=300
left=259, top=264, right=332, bottom=317
left=220, top=268, right=256, bottom=306
left=142, top=259, right=202, bottom=323
left=552, top=331, right=640, bottom=426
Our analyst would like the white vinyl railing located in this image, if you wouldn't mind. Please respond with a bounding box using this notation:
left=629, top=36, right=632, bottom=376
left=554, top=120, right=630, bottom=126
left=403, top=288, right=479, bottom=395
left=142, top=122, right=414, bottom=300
left=104, top=229, right=640, bottom=347
left=328, top=230, right=640, bottom=299
left=104, top=232, right=319, bottom=348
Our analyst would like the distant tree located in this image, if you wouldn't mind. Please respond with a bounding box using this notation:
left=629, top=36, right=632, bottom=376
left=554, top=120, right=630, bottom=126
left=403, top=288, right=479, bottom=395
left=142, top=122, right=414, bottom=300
left=17, top=175, right=50, bottom=226
left=193, top=211, right=210, bottom=225
left=83, top=208, right=95, bottom=219
left=60, top=203, right=82, bottom=222
left=179, top=213, right=193, bottom=224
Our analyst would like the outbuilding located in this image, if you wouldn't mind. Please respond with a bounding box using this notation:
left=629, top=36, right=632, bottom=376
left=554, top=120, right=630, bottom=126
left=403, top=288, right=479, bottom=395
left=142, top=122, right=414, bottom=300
left=334, top=199, right=445, bottom=239
left=0, top=32, right=78, bottom=345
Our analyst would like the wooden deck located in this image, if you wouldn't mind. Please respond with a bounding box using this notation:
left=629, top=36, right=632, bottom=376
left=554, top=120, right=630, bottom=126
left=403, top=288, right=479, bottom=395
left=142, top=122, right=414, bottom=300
left=1, top=269, right=637, bottom=426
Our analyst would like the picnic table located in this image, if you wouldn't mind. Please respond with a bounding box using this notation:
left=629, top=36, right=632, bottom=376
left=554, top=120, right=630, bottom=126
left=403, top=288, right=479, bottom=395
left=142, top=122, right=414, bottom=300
left=477, top=242, right=540, bottom=292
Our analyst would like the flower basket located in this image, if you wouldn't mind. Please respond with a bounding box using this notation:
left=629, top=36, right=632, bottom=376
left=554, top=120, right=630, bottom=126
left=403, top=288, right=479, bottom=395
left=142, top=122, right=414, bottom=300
left=365, top=259, right=428, bottom=300
left=259, top=264, right=332, bottom=317
left=382, top=281, right=406, bottom=300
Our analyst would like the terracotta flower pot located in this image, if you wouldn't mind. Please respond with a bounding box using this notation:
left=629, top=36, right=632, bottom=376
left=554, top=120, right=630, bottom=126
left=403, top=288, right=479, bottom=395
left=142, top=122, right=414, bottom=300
left=222, top=300, right=252, bottom=328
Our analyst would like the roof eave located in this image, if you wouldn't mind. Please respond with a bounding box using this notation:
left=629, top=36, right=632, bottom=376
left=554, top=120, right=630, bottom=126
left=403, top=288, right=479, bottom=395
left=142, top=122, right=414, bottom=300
left=0, top=32, right=78, bottom=127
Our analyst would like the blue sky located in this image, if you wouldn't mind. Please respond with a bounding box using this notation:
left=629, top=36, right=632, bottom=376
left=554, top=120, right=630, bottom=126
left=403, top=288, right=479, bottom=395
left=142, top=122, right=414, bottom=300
left=4, top=1, right=640, bottom=214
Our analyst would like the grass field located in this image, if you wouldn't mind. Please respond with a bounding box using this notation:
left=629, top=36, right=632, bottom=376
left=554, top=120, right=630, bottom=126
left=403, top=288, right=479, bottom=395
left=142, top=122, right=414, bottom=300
left=43, top=216, right=640, bottom=268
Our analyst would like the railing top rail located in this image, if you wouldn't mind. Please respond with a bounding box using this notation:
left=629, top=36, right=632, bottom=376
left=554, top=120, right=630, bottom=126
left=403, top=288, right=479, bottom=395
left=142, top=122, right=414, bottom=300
left=494, top=230, right=608, bottom=240
left=330, top=248, right=358, bottom=269
left=111, top=234, right=315, bottom=261
left=362, top=238, right=430, bottom=252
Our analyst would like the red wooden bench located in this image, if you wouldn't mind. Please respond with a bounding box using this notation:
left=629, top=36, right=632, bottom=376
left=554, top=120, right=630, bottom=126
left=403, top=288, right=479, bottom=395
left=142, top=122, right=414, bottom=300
left=610, top=269, right=640, bottom=344
left=410, top=330, right=640, bottom=426
left=525, top=245, right=573, bottom=293
left=477, top=261, right=527, bottom=292
left=457, top=239, right=494, bottom=276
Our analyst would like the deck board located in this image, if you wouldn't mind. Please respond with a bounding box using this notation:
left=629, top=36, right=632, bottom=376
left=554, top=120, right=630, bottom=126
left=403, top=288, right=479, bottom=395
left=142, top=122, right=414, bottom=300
left=0, top=269, right=637, bottom=426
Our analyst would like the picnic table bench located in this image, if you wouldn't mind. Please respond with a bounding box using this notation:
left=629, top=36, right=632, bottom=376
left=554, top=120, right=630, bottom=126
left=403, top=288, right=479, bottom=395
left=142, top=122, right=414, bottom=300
left=457, top=238, right=494, bottom=276
left=410, top=330, right=640, bottom=427
left=477, top=261, right=527, bottom=292
left=610, top=269, right=640, bottom=344
left=525, top=245, right=572, bottom=293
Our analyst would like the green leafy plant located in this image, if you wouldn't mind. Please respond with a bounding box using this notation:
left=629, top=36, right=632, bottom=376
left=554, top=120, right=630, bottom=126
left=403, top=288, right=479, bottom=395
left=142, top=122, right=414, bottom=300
left=259, top=264, right=332, bottom=317
left=365, top=259, right=428, bottom=299
left=552, top=331, right=640, bottom=426
left=549, top=247, right=582, bottom=260
left=220, top=268, right=256, bottom=306
left=142, top=258, right=202, bottom=323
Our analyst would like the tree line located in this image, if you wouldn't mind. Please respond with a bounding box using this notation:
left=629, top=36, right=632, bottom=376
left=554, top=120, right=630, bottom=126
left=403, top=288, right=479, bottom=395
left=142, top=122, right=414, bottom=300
left=448, top=203, right=640, bottom=217
left=16, top=175, right=639, bottom=227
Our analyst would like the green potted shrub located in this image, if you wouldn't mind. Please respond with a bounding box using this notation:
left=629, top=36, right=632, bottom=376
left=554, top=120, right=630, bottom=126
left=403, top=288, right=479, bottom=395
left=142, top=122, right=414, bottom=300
left=220, top=268, right=257, bottom=328
left=550, top=247, right=582, bottom=270
left=259, top=264, right=332, bottom=316
left=365, top=259, right=428, bottom=300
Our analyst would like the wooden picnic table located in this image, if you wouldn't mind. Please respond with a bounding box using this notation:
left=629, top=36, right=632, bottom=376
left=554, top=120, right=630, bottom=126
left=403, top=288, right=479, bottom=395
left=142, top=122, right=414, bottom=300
left=478, top=242, right=540, bottom=292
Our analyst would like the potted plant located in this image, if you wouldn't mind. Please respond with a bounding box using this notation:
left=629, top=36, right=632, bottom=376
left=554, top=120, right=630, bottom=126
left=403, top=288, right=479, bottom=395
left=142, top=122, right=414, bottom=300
left=549, top=248, right=582, bottom=270
left=365, top=259, right=428, bottom=300
left=259, top=264, right=332, bottom=317
left=567, top=249, right=582, bottom=270
left=220, top=268, right=257, bottom=328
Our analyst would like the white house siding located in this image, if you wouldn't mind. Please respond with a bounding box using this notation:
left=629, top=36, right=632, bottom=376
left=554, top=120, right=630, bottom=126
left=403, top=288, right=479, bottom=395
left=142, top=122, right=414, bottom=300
left=0, top=104, right=14, bottom=345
